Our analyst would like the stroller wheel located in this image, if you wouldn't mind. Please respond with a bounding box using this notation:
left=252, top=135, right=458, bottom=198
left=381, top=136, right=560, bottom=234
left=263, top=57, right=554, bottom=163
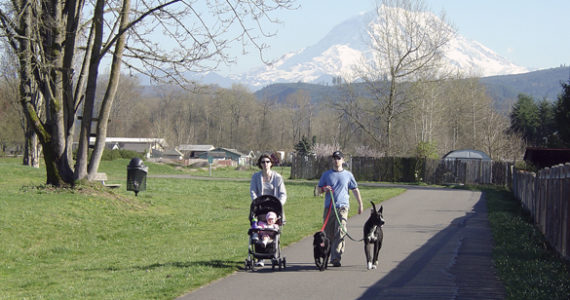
left=246, top=258, right=256, bottom=271
left=282, top=257, right=287, bottom=269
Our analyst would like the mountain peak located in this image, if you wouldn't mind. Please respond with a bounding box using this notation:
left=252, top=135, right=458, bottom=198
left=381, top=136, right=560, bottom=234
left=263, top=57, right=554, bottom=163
left=213, top=7, right=529, bottom=90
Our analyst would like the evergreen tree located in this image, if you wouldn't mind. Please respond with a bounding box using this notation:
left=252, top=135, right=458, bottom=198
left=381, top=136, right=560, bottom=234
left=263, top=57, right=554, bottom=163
left=554, top=78, right=570, bottom=147
left=536, top=98, right=556, bottom=147
left=510, top=94, right=539, bottom=145
left=294, top=136, right=315, bottom=156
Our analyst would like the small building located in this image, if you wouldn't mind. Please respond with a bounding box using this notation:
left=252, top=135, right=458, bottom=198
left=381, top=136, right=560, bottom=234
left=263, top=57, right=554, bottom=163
left=160, top=149, right=184, bottom=160
left=199, top=147, right=249, bottom=166
left=523, top=147, right=570, bottom=169
left=178, top=144, right=215, bottom=159
left=87, top=137, right=167, bottom=158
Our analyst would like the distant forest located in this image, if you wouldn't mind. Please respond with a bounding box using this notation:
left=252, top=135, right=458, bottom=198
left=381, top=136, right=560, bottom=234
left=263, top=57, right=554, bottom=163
left=2, top=67, right=568, bottom=161
left=255, top=66, right=570, bottom=113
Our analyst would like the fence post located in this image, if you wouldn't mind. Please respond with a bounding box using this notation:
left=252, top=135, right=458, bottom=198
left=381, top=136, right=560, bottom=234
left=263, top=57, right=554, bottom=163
left=560, top=164, right=569, bottom=258
left=564, top=164, right=570, bottom=257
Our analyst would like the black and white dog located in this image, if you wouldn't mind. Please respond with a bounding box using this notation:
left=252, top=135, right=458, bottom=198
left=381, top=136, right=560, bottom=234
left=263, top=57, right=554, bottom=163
left=364, top=201, right=384, bottom=270
left=313, top=231, right=330, bottom=271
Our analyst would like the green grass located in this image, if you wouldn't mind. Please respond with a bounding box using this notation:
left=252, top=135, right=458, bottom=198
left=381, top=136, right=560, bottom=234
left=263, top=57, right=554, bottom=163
left=0, top=157, right=404, bottom=299
left=99, top=159, right=290, bottom=180
left=482, top=186, right=570, bottom=300
left=187, top=164, right=291, bottom=179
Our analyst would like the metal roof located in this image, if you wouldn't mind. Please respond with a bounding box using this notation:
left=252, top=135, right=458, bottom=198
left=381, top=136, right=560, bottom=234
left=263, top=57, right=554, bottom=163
left=442, top=149, right=491, bottom=161
left=178, top=144, right=215, bottom=152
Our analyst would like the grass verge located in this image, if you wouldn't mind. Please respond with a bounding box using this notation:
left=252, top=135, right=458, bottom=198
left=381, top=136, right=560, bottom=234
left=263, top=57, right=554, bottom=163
left=482, top=186, right=570, bottom=300
left=0, top=157, right=404, bottom=299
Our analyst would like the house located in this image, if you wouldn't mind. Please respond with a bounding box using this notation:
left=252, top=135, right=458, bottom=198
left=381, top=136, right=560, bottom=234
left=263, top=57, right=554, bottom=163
left=523, top=147, right=570, bottom=170
left=88, top=137, right=167, bottom=158
left=178, top=144, right=215, bottom=159
left=199, top=147, right=249, bottom=166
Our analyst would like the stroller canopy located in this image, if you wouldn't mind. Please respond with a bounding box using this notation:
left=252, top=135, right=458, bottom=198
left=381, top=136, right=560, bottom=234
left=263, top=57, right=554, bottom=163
left=249, top=195, right=283, bottom=222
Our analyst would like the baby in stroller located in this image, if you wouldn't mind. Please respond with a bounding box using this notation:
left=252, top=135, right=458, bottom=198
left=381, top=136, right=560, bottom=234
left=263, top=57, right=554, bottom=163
left=252, top=211, right=279, bottom=248
left=245, top=195, right=286, bottom=271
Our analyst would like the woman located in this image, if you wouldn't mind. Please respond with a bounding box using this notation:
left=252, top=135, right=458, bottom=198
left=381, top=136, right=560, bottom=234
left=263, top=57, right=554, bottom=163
left=250, top=153, right=287, bottom=205
left=249, top=153, right=287, bottom=267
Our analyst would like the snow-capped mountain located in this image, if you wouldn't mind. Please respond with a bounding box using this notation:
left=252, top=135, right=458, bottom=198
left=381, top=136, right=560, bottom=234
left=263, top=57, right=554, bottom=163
left=205, top=7, right=529, bottom=90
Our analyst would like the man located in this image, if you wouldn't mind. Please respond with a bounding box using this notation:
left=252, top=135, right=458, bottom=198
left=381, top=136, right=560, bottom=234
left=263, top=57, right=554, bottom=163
left=317, top=150, right=363, bottom=267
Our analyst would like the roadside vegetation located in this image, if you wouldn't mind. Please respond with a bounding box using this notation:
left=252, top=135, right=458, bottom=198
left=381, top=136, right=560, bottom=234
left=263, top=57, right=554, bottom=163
left=482, top=186, right=570, bottom=300
left=0, top=157, right=403, bottom=299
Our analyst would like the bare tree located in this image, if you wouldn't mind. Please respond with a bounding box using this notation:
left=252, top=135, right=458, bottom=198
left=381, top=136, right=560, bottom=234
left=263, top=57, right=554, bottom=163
left=331, top=78, right=381, bottom=152
left=286, top=90, right=313, bottom=143
left=0, top=0, right=297, bottom=185
left=354, top=0, right=454, bottom=155
left=480, top=106, right=510, bottom=160
left=105, top=75, right=141, bottom=137
left=0, top=53, right=29, bottom=159
left=254, top=97, right=272, bottom=149
left=441, top=77, right=491, bottom=151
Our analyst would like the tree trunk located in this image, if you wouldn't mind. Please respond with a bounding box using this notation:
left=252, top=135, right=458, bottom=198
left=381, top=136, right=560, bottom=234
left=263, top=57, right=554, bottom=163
left=23, top=122, right=41, bottom=168
left=75, top=0, right=105, bottom=180
left=88, top=0, right=131, bottom=179
left=17, top=0, right=71, bottom=185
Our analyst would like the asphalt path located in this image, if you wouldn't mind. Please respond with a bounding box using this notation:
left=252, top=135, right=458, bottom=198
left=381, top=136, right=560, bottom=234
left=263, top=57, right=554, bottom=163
left=176, top=187, right=505, bottom=300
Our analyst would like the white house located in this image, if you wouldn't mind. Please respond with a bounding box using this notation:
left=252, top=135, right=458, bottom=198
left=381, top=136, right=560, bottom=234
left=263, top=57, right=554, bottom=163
left=87, top=137, right=167, bottom=158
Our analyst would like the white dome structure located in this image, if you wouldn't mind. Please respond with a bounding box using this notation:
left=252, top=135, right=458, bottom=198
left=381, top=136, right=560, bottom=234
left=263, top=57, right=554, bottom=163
left=442, top=149, right=491, bottom=161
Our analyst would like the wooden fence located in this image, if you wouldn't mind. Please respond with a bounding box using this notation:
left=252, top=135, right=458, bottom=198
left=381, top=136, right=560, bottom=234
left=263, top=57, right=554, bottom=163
left=291, top=155, right=512, bottom=186
left=292, top=154, right=569, bottom=259
left=423, top=159, right=512, bottom=186
left=512, top=163, right=570, bottom=259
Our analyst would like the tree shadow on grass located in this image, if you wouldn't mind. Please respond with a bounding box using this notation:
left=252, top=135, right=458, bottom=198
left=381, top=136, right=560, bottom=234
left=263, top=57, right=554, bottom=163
left=88, top=258, right=319, bottom=274
left=86, top=260, right=241, bottom=272
left=135, top=260, right=240, bottom=271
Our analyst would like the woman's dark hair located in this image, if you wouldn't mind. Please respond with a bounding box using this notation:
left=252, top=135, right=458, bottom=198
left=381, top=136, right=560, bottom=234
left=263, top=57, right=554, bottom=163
left=257, top=153, right=273, bottom=169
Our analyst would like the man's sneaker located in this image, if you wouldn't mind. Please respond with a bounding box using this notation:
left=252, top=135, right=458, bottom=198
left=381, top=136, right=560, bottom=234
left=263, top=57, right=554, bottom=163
left=255, top=260, right=265, bottom=267
left=331, top=259, right=341, bottom=267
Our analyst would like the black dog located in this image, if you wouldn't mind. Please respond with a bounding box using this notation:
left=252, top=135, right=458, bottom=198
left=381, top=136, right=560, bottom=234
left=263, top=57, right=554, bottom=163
left=313, top=231, right=330, bottom=271
left=364, top=201, right=384, bottom=270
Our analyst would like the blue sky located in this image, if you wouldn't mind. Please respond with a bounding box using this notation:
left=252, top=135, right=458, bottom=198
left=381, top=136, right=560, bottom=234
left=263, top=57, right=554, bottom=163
left=218, top=0, right=570, bottom=75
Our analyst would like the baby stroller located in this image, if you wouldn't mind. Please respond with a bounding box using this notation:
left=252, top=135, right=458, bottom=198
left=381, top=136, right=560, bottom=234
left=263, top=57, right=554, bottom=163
left=244, top=195, right=286, bottom=271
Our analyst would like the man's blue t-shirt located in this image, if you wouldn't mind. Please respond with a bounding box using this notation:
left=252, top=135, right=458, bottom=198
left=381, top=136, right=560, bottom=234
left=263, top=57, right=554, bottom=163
left=318, top=169, right=358, bottom=209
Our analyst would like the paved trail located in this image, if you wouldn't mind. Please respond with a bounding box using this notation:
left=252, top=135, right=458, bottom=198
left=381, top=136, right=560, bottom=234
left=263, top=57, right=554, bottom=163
left=177, top=188, right=505, bottom=300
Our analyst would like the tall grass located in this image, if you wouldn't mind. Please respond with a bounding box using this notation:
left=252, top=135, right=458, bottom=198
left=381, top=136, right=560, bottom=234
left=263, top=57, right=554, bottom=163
left=483, top=186, right=570, bottom=300
left=0, top=158, right=404, bottom=299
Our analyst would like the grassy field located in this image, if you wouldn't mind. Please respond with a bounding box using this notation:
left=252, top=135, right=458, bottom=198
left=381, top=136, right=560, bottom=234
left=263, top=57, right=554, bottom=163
left=0, top=158, right=403, bottom=299
left=2, top=158, right=568, bottom=299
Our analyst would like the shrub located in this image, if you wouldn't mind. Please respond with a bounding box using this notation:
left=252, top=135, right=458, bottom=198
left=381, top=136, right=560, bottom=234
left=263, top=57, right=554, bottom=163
left=101, top=149, right=144, bottom=161
left=514, top=160, right=537, bottom=172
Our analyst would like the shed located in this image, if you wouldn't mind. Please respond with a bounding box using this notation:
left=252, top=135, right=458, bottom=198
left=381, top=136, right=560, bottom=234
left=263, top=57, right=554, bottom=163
left=178, top=144, right=215, bottom=159
left=199, top=147, right=248, bottom=166
left=523, top=147, right=570, bottom=169
left=442, top=149, right=491, bottom=161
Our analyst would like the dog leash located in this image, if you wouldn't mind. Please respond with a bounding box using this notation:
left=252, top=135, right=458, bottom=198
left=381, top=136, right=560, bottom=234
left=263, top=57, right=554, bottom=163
left=320, top=200, right=333, bottom=232
left=327, top=189, right=363, bottom=242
